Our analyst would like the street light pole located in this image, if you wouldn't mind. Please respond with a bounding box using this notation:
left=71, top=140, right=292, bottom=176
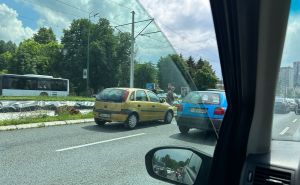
left=87, top=12, right=99, bottom=95
left=130, top=11, right=135, bottom=88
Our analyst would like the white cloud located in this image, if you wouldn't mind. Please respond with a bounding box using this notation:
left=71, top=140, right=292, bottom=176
left=0, top=3, right=35, bottom=43
left=139, top=0, right=221, bottom=76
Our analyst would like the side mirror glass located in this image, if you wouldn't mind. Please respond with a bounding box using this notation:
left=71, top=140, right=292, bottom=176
left=145, top=147, right=212, bottom=185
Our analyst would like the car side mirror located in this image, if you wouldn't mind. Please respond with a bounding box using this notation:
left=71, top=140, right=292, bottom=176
left=160, top=98, right=165, bottom=103
left=145, top=146, right=213, bottom=185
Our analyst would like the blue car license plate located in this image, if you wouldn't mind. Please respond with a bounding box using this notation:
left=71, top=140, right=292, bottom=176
left=190, top=108, right=207, bottom=114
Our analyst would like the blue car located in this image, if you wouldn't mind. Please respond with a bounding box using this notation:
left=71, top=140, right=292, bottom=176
left=175, top=90, right=227, bottom=134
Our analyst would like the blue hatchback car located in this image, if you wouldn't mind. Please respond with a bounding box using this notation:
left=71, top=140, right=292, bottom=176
left=175, top=90, right=227, bottom=134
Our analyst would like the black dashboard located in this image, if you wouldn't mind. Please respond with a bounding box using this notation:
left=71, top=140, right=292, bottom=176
left=240, top=140, right=300, bottom=185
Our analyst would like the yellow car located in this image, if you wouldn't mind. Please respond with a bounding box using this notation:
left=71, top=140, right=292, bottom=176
left=93, top=88, right=174, bottom=129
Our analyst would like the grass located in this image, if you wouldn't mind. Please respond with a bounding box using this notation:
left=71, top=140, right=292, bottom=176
left=0, top=96, right=95, bottom=101
left=0, top=112, right=94, bottom=126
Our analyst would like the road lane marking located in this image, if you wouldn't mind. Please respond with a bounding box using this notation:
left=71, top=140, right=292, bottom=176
left=293, top=119, right=297, bottom=123
left=56, top=133, right=146, bottom=152
left=279, top=127, right=290, bottom=135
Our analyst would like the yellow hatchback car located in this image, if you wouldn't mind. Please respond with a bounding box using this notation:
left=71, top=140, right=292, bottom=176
left=93, top=88, right=174, bottom=129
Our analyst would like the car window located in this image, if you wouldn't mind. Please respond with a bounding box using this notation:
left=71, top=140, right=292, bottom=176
left=136, top=90, right=148, bottom=101
left=273, top=0, right=300, bottom=141
left=96, top=88, right=125, bottom=102
left=148, top=91, right=160, bottom=102
left=129, top=91, right=135, bottom=101
left=183, top=92, right=220, bottom=105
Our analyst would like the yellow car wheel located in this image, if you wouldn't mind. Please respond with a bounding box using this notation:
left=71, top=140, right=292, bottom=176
left=94, top=118, right=106, bottom=126
left=164, top=111, right=173, bottom=124
left=125, top=114, right=138, bottom=129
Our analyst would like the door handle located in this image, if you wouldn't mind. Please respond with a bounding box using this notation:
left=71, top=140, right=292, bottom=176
left=152, top=105, right=155, bottom=108
left=138, top=105, right=141, bottom=107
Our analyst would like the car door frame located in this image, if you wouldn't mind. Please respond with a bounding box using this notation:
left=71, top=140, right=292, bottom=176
left=133, top=89, right=152, bottom=122
left=146, top=90, right=165, bottom=120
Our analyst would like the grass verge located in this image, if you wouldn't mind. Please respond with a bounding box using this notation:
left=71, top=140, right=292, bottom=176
left=0, top=112, right=94, bottom=126
left=0, top=96, right=95, bottom=101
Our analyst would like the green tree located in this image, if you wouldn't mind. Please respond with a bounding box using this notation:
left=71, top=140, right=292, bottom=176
left=33, top=27, right=56, bottom=44
left=60, top=19, right=90, bottom=95
left=186, top=56, right=196, bottom=75
left=89, top=18, right=119, bottom=92
left=0, top=40, right=17, bottom=54
left=9, top=39, right=41, bottom=74
left=193, top=62, right=218, bottom=90
left=134, top=62, right=157, bottom=88
left=158, top=54, right=194, bottom=93
left=0, top=51, right=13, bottom=71
left=116, top=32, right=131, bottom=87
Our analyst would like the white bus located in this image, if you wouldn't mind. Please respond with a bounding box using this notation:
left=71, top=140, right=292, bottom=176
left=0, top=74, right=69, bottom=96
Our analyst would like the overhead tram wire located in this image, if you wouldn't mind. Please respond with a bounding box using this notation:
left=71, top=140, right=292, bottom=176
left=52, top=0, right=122, bottom=26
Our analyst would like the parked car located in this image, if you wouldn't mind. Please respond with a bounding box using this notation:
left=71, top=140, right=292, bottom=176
left=93, top=88, right=174, bottom=129
left=286, top=98, right=297, bottom=111
left=175, top=90, right=227, bottom=134
left=274, top=97, right=290, bottom=113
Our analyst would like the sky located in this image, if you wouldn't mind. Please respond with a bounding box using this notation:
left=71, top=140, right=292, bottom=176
left=0, top=0, right=299, bottom=78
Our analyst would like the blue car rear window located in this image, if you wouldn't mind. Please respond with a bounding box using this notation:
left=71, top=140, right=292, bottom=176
left=183, top=92, right=220, bottom=105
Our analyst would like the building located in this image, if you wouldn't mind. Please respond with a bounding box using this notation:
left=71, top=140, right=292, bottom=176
left=279, top=67, right=294, bottom=89
left=294, top=61, right=300, bottom=87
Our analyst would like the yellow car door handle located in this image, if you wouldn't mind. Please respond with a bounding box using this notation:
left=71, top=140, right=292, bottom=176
left=138, top=105, right=141, bottom=107
left=152, top=105, right=155, bottom=108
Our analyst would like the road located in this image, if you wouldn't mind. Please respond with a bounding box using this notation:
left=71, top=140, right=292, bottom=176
left=0, top=119, right=216, bottom=185
left=273, top=111, right=300, bottom=140
left=0, top=112, right=299, bottom=185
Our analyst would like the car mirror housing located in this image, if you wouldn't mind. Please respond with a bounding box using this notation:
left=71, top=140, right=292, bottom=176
left=145, top=146, right=213, bottom=185
left=160, top=98, right=166, bottom=103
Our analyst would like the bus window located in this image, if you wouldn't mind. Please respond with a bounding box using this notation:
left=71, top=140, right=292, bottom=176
left=24, top=79, right=37, bottom=90
left=38, top=79, right=51, bottom=90
left=0, top=76, right=2, bottom=95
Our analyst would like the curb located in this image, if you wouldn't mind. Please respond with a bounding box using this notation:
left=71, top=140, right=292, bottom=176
left=0, top=118, right=94, bottom=131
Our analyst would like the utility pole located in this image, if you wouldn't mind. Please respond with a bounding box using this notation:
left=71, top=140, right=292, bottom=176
left=115, top=14, right=158, bottom=88
left=130, top=11, right=135, bottom=88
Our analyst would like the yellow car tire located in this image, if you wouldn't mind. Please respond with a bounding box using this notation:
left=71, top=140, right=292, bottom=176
left=164, top=111, right=173, bottom=124
left=94, top=118, right=106, bottom=126
left=125, top=114, right=138, bottom=129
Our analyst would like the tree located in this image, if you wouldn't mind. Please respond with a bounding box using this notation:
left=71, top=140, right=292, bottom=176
left=0, top=51, right=13, bottom=72
left=193, top=62, right=218, bottom=90
left=134, top=62, right=157, bottom=88
left=33, top=27, right=56, bottom=44
left=158, top=54, right=194, bottom=93
left=9, top=39, right=41, bottom=74
left=60, top=19, right=91, bottom=95
left=0, top=40, right=17, bottom=54
left=186, top=56, right=196, bottom=75
left=116, top=32, right=131, bottom=87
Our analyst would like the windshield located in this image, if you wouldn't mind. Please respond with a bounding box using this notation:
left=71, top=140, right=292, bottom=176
left=0, top=0, right=224, bottom=184
left=273, top=0, right=300, bottom=141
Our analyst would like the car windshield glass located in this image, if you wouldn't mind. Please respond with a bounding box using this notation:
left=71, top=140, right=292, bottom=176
left=272, top=0, right=300, bottom=141
left=96, top=88, right=125, bottom=102
left=0, top=0, right=225, bottom=184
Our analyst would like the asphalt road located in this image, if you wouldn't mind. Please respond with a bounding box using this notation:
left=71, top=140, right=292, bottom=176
left=0, top=119, right=216, bottom=185
left=0, top=112, right=299, bottom=185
